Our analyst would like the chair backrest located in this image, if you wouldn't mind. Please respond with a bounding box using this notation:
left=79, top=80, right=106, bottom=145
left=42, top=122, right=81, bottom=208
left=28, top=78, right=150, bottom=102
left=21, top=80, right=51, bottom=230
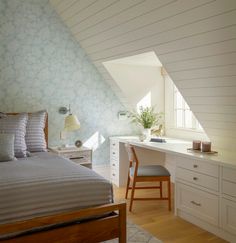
left=125, top=143, right=135, bottom=161
left=124, top=143, right=139, bottom=175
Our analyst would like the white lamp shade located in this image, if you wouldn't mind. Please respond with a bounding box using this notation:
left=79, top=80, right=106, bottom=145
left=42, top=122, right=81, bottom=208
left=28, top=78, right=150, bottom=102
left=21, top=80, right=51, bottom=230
left=64, top=114, right=80, bottom=132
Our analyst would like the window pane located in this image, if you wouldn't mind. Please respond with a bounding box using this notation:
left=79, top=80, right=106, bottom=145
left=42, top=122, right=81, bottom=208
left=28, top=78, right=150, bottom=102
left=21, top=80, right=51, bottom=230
left=185, top=110, right=192, bottom=129
left=176, top=92, right=183, bottom=109
left=173, top=81, right=202, bottom=131
left=176, top=110, right=183, bottom=127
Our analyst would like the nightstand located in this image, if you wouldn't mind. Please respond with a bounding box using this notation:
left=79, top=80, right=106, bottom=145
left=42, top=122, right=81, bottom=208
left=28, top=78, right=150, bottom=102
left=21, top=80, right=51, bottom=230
left=49, top=146, right=93, bottom=169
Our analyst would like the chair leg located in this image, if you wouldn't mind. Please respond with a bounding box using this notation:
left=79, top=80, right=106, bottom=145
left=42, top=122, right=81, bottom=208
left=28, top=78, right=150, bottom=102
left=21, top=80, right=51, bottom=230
left=160, top=181, right=163, bottom=199
left=129, top=180, right=136, bottom=212
left=125, top=175, right=130, bottom=199
left=168, top=178, right=171, bottom=211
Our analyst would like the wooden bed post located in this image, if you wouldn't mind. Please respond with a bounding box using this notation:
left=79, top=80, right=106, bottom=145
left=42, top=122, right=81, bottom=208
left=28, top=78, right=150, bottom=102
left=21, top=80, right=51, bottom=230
left=119, top=202, right=127, bottom=243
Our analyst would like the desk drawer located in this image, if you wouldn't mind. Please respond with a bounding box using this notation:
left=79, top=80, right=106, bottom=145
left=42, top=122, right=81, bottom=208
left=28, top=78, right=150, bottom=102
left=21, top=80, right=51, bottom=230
left=110, top=159, right=119, bottom=170
left=110, top=168, right=119, bottom=184
left=223, top=167, right=236, bottom=183
left=110, top=140, right=119, bottom=151
left=176, top=167, right=219, bottom=192
left=110, top=149, right=119, bottom=158
left=222, top=180, right=236, bottom=198
left=177, top=183, right=219, bottom=226
left=176, top=157, right=219, bottom=177
left=110, top=142, right=119, bottom=159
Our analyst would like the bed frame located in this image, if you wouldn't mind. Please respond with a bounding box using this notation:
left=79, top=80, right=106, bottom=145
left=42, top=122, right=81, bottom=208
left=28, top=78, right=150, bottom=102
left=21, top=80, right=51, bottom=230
left=0, top=203, right=126, bottom=243
left=0, top=113, right=127, bottom=243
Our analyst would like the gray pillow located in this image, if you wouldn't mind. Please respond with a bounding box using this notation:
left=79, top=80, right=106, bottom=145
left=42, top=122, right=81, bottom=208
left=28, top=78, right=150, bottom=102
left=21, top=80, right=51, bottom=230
left=0, top=113, right=28, bottom=158
left=25, top=110, right=47, bottom=152
left=0, top=133, right=15, bottom=162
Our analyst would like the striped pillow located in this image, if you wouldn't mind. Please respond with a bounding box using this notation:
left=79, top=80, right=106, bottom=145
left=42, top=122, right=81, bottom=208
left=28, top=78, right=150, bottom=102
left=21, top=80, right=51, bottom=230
left=0, top=113, right=28, bottom=158
left=0, top=133, right=15, bottom=162
left=25, top=110, right=47, bottom=152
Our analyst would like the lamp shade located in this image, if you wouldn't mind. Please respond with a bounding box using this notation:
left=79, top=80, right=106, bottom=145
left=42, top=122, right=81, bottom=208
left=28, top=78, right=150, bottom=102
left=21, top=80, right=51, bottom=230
left=64, top=114, right=80, bottom=132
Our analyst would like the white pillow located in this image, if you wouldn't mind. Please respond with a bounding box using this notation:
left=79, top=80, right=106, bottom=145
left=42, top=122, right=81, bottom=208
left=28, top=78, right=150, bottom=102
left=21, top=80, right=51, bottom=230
left=0, top=113, right=28, bottom=158
left=25, top=110, right=47, bottom=152
left=0, top=133, right=15, bottom=162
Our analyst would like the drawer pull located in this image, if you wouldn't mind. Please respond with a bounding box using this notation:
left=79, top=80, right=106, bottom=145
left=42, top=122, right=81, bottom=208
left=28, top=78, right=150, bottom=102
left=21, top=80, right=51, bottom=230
left=193, top=164, right=198, bottom=168
left=113, top=143, right=116, bottom=146
left=71, top=156, right=84, bottom=159
left=113, top=152, right=115, bottom=155
left=191, top=200, right=201, bottom=207
left=112, top=173, right=116, bottom=176
left=112, top=163, right=115, bottom=166
left=193, top=177, right=198, bottom=181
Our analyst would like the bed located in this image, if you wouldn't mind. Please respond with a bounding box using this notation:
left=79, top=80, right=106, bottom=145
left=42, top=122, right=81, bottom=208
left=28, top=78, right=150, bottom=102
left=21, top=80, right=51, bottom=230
left=0, top=113, right=126, bottom=243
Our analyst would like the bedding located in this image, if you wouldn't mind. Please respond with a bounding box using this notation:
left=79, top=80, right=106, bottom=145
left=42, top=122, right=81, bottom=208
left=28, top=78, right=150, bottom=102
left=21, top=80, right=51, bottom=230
left=0, top=134, right=15, bottom=162
left=25, top=110, right=47, bottom=152
left=0, top=113, right=28, bottom=158
left=0, top=152, right=113, bottom=225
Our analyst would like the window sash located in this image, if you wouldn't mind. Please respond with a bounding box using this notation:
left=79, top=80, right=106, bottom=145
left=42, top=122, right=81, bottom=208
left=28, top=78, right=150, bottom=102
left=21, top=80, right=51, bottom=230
left=174, top=88, right=202, bottom=131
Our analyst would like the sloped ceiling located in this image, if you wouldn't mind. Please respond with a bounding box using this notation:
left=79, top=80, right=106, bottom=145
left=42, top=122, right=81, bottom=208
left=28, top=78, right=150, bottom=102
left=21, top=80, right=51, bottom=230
left=50, top=0, right=236, bottom=151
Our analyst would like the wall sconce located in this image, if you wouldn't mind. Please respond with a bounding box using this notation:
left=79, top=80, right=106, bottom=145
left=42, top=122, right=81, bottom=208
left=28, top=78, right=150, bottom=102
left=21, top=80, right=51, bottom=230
left=58, top=105, right=82, bottom=148
left=58, top=105, right=80, bottom=131
left=59, top=106, right=70, bottom=115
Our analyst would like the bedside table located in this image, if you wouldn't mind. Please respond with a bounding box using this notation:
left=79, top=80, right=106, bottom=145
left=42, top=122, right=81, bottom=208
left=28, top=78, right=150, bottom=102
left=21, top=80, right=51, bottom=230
left=49, top=146, right=93, bottom=169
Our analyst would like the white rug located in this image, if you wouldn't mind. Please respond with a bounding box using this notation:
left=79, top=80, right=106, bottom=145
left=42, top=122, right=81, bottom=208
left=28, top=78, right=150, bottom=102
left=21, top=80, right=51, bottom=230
left=105, top=221, right=162, bottom=243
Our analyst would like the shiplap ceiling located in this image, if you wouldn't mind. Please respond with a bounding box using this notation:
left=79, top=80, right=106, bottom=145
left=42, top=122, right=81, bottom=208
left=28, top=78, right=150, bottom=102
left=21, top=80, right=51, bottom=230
left=50, top=0, right=236, bottom=151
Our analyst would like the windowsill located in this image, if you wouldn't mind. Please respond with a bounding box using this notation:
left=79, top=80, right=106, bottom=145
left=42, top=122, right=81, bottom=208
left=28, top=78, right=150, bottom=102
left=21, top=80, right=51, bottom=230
left=165, top=126, right=209, bottom=141
left=173, top=127, right=205, bottom=134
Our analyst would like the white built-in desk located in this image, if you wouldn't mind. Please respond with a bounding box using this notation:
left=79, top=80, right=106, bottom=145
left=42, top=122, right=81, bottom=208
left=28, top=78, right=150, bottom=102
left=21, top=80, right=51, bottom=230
left=110, top=136, right=236, bottom=242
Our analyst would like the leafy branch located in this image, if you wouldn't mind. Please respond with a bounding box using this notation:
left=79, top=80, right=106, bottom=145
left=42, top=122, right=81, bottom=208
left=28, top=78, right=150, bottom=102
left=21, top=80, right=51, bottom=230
left=130, top=106, right=164, bottom=129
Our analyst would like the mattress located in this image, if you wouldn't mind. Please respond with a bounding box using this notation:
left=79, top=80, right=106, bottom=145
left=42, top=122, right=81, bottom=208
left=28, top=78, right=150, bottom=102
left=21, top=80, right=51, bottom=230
left=0, top=152, right=113, bottom=225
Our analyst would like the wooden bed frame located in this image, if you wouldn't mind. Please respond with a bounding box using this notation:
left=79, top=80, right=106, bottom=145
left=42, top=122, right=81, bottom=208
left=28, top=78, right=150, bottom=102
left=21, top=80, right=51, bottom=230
left=0, top=203, right=126, bottom=243
left=0, top=113, right=127, bottom=243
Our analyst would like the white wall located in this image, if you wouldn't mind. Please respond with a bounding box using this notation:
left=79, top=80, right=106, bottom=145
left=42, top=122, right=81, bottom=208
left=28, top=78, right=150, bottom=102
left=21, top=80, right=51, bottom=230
left=103, top=63, right=164, bottom=112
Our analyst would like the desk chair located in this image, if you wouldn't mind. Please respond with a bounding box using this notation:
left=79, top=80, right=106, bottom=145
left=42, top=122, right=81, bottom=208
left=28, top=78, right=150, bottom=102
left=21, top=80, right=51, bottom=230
left=125, top=143, right=171, bottom=212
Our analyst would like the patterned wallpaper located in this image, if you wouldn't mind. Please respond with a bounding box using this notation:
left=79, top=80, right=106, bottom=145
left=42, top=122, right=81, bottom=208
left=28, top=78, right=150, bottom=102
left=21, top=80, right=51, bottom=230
left=0, top=0, right=137, bottom=165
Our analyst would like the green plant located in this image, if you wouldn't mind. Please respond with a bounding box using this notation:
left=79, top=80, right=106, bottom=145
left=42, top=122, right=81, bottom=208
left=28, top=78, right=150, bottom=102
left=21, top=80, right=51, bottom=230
left=130, top=106, right=164, bottom=129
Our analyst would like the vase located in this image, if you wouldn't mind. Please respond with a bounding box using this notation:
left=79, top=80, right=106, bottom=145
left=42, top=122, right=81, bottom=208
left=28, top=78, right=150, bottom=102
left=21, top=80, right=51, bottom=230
left=142, top=128, right=151, bottom=141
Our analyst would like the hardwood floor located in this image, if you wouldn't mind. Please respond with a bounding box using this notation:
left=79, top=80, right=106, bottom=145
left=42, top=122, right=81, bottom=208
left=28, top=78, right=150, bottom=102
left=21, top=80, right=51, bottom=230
left=113, top=183, right=227, bottom=243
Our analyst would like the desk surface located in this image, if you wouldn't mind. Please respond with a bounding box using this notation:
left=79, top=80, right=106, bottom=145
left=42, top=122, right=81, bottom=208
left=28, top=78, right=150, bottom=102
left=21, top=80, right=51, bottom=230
left=110, top=136, right=236, bottom=168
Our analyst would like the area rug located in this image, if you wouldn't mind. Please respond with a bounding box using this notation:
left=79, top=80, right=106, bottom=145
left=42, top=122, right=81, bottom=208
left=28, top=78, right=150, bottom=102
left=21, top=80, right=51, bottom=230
left=105, top=220, right=162, bottom=243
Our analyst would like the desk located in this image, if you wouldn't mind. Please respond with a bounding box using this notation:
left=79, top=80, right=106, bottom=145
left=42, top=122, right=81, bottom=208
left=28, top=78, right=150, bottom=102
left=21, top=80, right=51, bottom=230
left=110, top=136, right=236, bottom=242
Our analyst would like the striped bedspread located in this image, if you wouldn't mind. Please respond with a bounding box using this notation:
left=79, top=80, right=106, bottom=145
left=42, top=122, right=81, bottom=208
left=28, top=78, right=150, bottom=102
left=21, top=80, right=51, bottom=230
left=0, top=152, right=113, bottom=225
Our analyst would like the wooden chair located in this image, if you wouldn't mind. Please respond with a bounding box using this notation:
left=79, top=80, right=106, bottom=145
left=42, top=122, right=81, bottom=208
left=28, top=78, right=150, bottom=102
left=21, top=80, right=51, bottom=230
left=125, top=143, right=171, bottom=212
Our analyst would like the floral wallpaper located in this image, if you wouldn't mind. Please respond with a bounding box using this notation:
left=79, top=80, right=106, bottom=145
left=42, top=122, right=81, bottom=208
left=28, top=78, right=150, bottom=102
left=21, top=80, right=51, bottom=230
left=0, top=0, right=136, bottom=165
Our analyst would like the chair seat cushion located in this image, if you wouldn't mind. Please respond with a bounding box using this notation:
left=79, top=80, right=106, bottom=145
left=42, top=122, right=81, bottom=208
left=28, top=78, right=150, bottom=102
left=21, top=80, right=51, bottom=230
left=130, top=165, right=170, bottom=177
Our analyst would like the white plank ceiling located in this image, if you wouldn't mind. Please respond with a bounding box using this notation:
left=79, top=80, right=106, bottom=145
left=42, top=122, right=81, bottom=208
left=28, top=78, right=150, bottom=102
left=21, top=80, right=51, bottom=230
left=50, top=0, right=236, bottom=151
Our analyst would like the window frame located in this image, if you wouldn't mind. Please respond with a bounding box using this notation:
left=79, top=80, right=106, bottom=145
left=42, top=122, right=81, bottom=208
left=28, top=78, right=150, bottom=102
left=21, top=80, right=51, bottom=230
left=173, top=86, right=203, bottom=132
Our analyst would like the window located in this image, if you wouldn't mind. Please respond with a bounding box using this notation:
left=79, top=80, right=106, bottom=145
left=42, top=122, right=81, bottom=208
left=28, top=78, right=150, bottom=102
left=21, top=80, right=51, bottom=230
left=174, top=86, right=203, bottom=131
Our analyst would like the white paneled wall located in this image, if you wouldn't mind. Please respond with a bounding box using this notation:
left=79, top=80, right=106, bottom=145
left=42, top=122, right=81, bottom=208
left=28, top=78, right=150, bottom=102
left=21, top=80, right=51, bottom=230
left=50, top=0, right=236, bottom=151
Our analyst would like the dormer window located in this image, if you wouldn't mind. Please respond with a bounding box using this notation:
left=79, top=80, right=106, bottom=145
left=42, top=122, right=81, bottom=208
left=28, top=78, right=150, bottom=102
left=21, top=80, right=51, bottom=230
left=174, top=86, right=202, bottom=131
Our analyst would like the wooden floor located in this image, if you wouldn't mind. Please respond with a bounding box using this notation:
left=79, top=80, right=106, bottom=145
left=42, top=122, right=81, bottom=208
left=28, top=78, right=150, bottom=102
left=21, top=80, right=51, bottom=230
left=113, top=183, right=227, bottom=243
